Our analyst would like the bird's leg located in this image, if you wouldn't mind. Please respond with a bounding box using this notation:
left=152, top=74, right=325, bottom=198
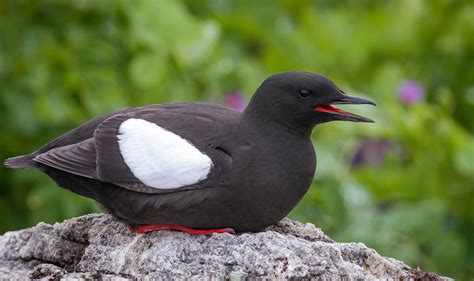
left=128, top=224, right=236, bottom=235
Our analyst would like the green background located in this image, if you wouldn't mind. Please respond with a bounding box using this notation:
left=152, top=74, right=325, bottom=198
left=1, top=0, right=473, bottom=279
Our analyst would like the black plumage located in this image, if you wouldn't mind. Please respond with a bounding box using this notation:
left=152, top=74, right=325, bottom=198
left=5, top=72, right=375, bottom=233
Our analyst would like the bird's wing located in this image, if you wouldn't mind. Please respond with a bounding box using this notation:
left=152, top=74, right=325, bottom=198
left=34, top=138, right=98, bottom=178
left=35, top=108, right=134, bottom=154
left=34, top=104, right=238, bottom=194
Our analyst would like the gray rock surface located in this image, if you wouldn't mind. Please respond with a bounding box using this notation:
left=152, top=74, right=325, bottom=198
left=0, top=213, right=449, bottom=280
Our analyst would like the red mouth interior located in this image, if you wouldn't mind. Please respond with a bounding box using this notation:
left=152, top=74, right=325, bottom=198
left=314, top=104, right=351, bottom=115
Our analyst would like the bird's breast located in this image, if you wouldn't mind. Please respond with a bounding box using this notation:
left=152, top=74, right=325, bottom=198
left=228, top=137, right=316, bottom=220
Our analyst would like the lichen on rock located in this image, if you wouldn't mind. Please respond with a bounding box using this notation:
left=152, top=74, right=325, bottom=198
left=0, top=214, right=450, bottom=280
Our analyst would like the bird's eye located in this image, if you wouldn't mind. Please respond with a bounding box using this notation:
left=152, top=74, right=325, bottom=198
left=299, top=89, right=311, bottom=99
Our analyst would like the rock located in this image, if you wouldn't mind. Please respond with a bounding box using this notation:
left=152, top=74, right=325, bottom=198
left=0, top=213, right=450, bottom=280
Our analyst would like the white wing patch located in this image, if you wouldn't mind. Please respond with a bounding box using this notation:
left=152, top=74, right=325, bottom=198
left=117, top=118, right=213, bottom=189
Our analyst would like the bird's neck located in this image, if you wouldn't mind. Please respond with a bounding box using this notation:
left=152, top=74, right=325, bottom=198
left=242, top=103, right=313, bottom=139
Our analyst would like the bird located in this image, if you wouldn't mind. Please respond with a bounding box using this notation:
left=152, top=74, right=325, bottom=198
left=4, top=71, right=375, bottom=234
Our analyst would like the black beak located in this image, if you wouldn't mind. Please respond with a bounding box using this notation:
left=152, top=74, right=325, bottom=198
left=315, top=93, right=376, bottom=123
left=331, top=95, right=376, bottom=106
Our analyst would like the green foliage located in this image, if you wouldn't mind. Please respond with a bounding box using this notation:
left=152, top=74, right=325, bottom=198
left=1, top=0, right=472, bottom=279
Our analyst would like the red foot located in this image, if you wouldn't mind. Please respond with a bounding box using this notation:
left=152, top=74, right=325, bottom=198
left=128, top=224, right=235, bottom=235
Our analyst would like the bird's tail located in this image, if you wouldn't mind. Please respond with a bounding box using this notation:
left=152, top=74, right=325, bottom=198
left=4, top=154, right=37, bottom=169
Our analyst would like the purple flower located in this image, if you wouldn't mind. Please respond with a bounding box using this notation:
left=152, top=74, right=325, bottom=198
left=351, top=139, right=394, bottom=168
left=398, top=80, right=425, bottom=105
left=223, top=91, right=246, bottom=112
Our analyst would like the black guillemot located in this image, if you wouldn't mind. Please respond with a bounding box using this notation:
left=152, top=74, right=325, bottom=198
left=5, top=71, right=375, bottom=234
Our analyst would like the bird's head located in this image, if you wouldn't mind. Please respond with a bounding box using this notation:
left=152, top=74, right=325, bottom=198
left=244, top=71, right=375, bottom=136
